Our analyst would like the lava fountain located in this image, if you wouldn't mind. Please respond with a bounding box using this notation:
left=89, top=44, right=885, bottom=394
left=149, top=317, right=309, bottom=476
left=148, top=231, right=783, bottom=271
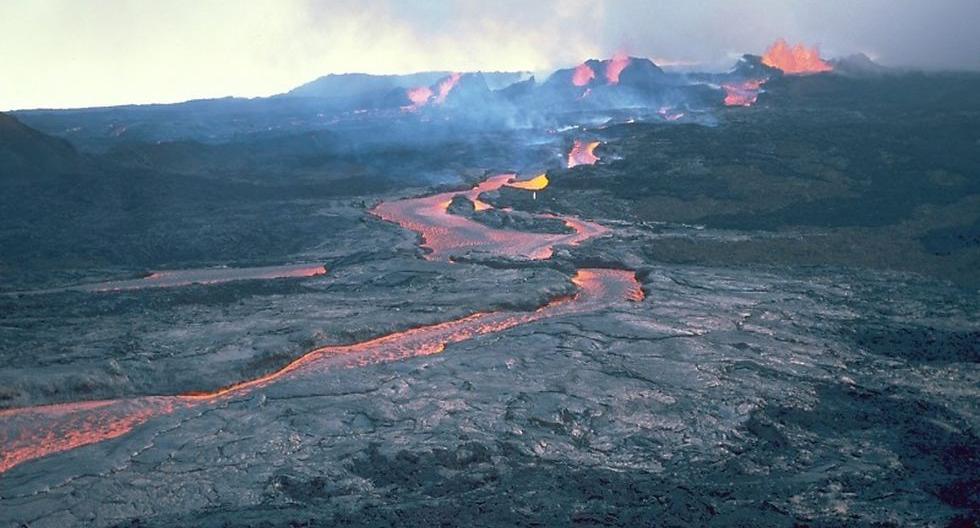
left=606, top=52, right=631, bottom=84
left=762, top=39, right=832, bottom=74
left=434, top=72, right=462, bottom=104
left=567, top=140, right=600, bottom=168
left=572, top=63, right=596, bottom=87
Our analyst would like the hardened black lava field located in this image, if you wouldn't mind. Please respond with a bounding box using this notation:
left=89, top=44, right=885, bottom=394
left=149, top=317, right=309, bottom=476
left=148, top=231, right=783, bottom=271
left=1, top=56, right=978, bottom=527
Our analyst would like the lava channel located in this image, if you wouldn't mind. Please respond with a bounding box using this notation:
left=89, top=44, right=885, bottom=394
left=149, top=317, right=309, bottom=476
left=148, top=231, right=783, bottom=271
left=0, top=269, right=641, bottom=474
left=371, top=173, right=608, bottom=260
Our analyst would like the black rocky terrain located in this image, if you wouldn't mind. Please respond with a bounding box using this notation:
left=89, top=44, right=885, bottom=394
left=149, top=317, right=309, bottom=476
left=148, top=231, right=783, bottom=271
left=1, top=66, right=978, bottom=527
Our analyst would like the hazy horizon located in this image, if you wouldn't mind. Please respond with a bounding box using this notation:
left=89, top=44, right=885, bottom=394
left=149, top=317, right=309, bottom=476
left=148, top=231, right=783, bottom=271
left=3, top=0, right=979, bottom=111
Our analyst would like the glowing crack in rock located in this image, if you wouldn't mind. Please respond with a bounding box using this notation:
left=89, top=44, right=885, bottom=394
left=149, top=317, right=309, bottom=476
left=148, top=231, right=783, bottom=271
left=567, top=140, right=601, bottom=168
left=762, top=39, right=832, bottom=74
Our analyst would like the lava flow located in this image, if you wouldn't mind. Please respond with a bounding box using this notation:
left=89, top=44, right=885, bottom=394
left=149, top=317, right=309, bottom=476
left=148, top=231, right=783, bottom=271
left=606, top=52, right=631, bottom=85
left=1, top=171, right=628, bottom=475
left=0, top=268, right=641, bottom=474
left=567, top=140, right=601, bottom=168
left=372, top=173, right=607, bottom=260
left=762, top=39, right=833, bottom=74
left=723, top=79, right=765, bottom=107
left=90, top=264, right=326, bottom=292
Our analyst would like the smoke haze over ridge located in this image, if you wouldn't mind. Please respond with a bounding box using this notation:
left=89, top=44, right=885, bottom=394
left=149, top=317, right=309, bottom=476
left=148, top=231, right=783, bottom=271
left=2, top=0, right=978, bottom=110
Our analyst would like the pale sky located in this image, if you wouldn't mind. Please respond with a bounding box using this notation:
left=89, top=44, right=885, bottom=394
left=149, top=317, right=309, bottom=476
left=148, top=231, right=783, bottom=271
left=2, top=0, right=978, bottom=110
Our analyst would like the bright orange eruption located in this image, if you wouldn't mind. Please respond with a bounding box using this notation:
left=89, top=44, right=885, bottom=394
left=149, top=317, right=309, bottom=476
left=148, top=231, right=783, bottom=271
left=572, top=63, right=596, bottom=86
left=434, top=72, right=462, bottom=104
left=567, top=140, right=600, bottom=168
left=723, top=79, right=765, bottom=107
left=606, top=52, right=631, bottom=84
left=506, top=173, right=549, bottom=191
left=761, top=39, right=833, bottom=74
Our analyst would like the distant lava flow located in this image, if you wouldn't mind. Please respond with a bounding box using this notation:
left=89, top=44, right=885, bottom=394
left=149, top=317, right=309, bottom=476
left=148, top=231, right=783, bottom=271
left=372, top=173, right=607, bottom=260
left=88, top=264, right=327, bottom=292
left=7, top=264, right=328, bottom=296
left=723, top=79, right=765, bottom=107
left=567, top=140, right=601, bottom=168
left=0, top=269, right=641, bottom=474
left=762, top=39, right=832, bottom=74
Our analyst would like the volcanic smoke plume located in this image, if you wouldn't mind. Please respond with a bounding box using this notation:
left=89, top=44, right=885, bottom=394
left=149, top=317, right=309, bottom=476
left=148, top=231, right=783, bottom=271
left=762, top=39, right=833, bottom=74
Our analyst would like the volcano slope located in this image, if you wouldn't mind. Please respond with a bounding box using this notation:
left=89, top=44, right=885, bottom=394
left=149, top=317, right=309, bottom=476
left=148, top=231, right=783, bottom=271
left=1, top=72, right=979, bottom=528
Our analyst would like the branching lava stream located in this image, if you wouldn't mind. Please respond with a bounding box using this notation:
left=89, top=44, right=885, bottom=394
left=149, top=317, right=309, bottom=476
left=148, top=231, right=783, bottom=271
left=0, top=174, right=638, bottom=475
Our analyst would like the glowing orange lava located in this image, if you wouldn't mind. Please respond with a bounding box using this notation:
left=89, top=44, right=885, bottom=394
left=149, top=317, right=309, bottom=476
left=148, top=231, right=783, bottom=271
left=567, top=140, right=600, bottom=168
left=506, top=173, right=549, bottom=191
left=572, top=63, right=596, bottom=86
left=0, top=267, right=640, bottom=474
left=0, top=172, right=629, bottom=475
left=434, top=72, right=462, bottom=104
left=372, top=173, right=604, bottom=260
left=723, top=79, right=765, bottom=107
left=606, top=52, right=631, bottom=84
left=88, top=264, right=327, bottom=292
left=762, top=39, right=832, bottom=74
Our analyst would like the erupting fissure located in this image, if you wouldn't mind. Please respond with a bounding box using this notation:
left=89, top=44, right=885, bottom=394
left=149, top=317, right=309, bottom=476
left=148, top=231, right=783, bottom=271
left=606, top=52, right=631, bottom=85
left=762, top=39, right=833, bottom=74
left=572, top=63, right=596, bottom=87
left=403, top=72, right=462, bottom=111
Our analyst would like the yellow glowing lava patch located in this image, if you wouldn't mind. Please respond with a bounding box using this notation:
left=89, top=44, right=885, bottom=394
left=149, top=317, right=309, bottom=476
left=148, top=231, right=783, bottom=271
left=507, top=173, right=549, bottom=191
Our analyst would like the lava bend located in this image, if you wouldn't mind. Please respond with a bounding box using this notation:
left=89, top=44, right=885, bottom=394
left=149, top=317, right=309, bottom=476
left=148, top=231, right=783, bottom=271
left=1, top=174, right=635, bottom=475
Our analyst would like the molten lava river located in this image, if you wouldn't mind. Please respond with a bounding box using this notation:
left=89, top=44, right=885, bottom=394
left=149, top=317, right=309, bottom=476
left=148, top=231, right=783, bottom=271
left=0, top=174, right=639, bottom=474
